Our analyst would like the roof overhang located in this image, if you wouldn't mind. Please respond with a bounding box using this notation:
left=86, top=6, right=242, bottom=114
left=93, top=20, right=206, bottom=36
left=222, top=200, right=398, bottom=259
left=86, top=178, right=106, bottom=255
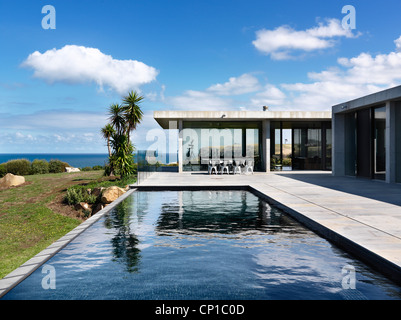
left=154, top=110, right=331, bottom=129
left=332, top=85, right=401, bottom=114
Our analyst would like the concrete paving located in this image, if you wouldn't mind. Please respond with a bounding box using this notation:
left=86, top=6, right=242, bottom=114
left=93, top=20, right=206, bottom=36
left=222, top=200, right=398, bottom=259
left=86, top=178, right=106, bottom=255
left=137, top=171, right=401, bottom=284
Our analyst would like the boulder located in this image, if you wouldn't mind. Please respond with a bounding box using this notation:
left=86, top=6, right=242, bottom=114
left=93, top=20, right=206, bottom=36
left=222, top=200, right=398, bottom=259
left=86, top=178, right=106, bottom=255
left=0, top=173, right=25, bottom=188
left=65, top=167, right=80, bottom=173
left=101, top=186, right=126, bottom=204
left=74, top=202, right=90, bottom=211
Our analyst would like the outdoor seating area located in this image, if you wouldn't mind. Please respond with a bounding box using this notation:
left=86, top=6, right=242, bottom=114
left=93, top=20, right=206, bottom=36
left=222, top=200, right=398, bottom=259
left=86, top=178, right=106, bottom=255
left=208, top=159, right=254, bottom=175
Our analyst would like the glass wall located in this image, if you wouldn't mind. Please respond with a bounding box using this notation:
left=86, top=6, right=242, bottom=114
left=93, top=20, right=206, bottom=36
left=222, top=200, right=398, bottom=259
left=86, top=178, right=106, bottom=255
left=293, top=128, right=322, bottom=170
left=396, top=103, right=401, bottom=183
left=325, top=127, right=332, bottom=170
left=182, top=121, right=261, bottom=171
left=270, top=122, right=282, bottom=170
left=373, top=106, right=386, bottom=180
left=271, top=121, right=331, bottom=171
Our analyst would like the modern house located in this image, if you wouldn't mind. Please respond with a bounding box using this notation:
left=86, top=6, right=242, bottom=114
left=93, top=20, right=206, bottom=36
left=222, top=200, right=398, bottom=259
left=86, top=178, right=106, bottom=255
left=332, top=85, right=401, bottom=184
left=153, top=85, right=401, bottom=184
left=154, top=110, right=332, bottom=173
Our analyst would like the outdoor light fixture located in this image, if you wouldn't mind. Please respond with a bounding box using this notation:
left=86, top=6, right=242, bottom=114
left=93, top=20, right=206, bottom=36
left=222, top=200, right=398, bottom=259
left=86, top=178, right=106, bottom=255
left=341, top=105, right=348, bottom=110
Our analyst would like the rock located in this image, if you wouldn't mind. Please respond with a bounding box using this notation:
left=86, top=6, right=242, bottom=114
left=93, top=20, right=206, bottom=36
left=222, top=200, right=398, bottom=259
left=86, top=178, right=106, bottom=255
left=65, top=167, right=80, bottom=173
left=101, top=186, right=126, bottom=204
left=74, top=202, right=90, bottom=211
left=0, top=173, right=25, bottom=188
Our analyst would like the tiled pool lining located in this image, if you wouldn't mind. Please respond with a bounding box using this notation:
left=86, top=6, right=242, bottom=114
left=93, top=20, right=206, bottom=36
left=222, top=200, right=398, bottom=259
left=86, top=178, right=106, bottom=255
left=0, top=188, right=138, bottom=298
left=1, top=183, right=401, bottom=298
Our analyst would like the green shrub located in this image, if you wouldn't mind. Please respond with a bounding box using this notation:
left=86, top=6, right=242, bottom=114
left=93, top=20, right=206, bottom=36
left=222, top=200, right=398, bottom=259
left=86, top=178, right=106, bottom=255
left=0, top=163, right=6, bottom=178
left=5, top=159, right=31, bottom=176
left=31, top=159, right=49, bottom=174
left=49, top=159, right=70, bottom=173
left=64, top=187, right=97, bottom=205
left=104, top=164, right=112, bottom=176
left=92, top=165, right=104, bottom=170
left=81, top=166, right=92, bottom=171
left=64, top=188, right=83, bottom=205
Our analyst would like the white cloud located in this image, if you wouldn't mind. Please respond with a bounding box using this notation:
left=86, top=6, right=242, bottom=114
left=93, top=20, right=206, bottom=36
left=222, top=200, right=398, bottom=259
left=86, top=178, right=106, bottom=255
left=167, top=90, right=232, bottom=110
left=21, top=45, right=158, bottom=94
left=278, top=36, right=401, bottom=110
left=163, top=36, right=401, bottom=112
left=253, top=19, right=357, bottom=60
left=207, top=74, right=261, bottom=96
left=250, top=84, right=286, bottom=108
left=395, top=36, right=401, bottom=52
left=167, top=73, right=260, bottom=110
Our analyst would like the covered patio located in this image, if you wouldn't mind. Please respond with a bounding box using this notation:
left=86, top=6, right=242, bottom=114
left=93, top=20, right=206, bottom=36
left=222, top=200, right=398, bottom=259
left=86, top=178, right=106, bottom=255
left=153, top=110, right=331, bottom=173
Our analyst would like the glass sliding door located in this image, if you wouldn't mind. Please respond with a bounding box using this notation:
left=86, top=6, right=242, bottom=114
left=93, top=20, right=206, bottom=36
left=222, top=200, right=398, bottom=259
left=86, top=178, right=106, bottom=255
left=324, top=125, right=332, bottom=171
left=373, top=106, right=386, bottom=180
left=272, top=121, right=331, bottom=171
left=270, top=122, right=283, bottom=170
left=396, top=103, right=401, bottom=183
left=292, top=126, right=322, bottom=170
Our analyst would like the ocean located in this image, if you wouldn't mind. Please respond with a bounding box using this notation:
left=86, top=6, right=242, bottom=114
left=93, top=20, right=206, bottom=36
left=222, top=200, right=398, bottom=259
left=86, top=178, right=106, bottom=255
left=0, top=152, right=177, bottom=168
left=0, top=154, right=109, bottom=168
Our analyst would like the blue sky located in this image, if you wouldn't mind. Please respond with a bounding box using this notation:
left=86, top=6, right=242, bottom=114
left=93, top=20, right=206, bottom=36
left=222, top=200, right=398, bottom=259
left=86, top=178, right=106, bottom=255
left=1, top=0, right=401, bottom=153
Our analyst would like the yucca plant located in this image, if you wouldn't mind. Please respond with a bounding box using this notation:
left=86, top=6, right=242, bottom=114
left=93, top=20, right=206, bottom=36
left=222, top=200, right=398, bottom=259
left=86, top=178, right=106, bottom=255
left=109, top=133, right=135, bottom=178
left=101, top=90, right=143, bottom=178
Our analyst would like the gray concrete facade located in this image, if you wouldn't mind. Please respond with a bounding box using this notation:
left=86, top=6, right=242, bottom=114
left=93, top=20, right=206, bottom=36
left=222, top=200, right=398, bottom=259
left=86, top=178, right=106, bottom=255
left=332, top=85, right=401, bottom=183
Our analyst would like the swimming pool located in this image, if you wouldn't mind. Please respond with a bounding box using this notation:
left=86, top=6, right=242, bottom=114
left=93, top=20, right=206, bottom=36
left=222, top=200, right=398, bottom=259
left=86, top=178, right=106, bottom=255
left=2, top=190, right=401, bottom=300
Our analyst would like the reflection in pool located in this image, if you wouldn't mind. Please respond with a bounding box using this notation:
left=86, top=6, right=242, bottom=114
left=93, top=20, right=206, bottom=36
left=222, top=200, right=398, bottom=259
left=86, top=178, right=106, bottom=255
left=3, top=190, right=401, bottom=300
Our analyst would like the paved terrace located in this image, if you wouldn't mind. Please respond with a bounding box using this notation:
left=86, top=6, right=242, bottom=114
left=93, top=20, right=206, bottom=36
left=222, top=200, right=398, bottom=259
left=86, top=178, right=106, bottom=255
left=138, top=171, right=401, bottom=284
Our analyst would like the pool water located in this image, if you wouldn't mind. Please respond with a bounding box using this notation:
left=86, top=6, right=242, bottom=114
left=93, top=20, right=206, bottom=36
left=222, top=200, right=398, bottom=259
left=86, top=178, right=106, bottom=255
left=3, top=190, right=401, bottom=300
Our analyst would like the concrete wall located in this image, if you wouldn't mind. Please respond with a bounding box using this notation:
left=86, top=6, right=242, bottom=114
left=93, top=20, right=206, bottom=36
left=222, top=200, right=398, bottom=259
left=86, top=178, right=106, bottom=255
left=332, top=85, right=401, bottom=183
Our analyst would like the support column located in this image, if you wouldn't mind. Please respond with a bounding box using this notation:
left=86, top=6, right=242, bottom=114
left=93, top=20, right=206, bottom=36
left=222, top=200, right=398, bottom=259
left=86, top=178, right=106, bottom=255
left=262, top=120, right=271, bottom=172
left=178, top=119, right=183, bottom=173
left=332, top=113, right=346, bottom=176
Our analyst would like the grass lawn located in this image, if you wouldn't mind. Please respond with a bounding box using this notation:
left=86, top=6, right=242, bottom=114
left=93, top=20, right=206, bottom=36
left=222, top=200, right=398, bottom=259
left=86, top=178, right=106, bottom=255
left=0, top=170, right=134, bottom=279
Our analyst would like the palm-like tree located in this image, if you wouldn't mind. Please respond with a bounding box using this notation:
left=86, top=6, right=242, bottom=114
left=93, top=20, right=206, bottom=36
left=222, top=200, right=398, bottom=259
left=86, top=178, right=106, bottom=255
left=108, top=103, right=126, bottom=135
left=102, top=92, right=144, bottom=178
left=122, top=90, right=144, bottom=145
left=101, top=123, right=115, bottom=158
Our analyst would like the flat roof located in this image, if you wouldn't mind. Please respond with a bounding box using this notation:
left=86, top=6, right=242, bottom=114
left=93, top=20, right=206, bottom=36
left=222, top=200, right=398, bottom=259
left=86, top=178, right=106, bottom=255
left=154, top=110, right=331, bottom=129
left=332, top=85, right=401, bottom=114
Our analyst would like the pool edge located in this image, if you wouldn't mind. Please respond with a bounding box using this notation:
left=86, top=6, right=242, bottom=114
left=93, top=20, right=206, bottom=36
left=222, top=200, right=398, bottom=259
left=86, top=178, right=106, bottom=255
left=0, top=188, right=137, bottom=299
